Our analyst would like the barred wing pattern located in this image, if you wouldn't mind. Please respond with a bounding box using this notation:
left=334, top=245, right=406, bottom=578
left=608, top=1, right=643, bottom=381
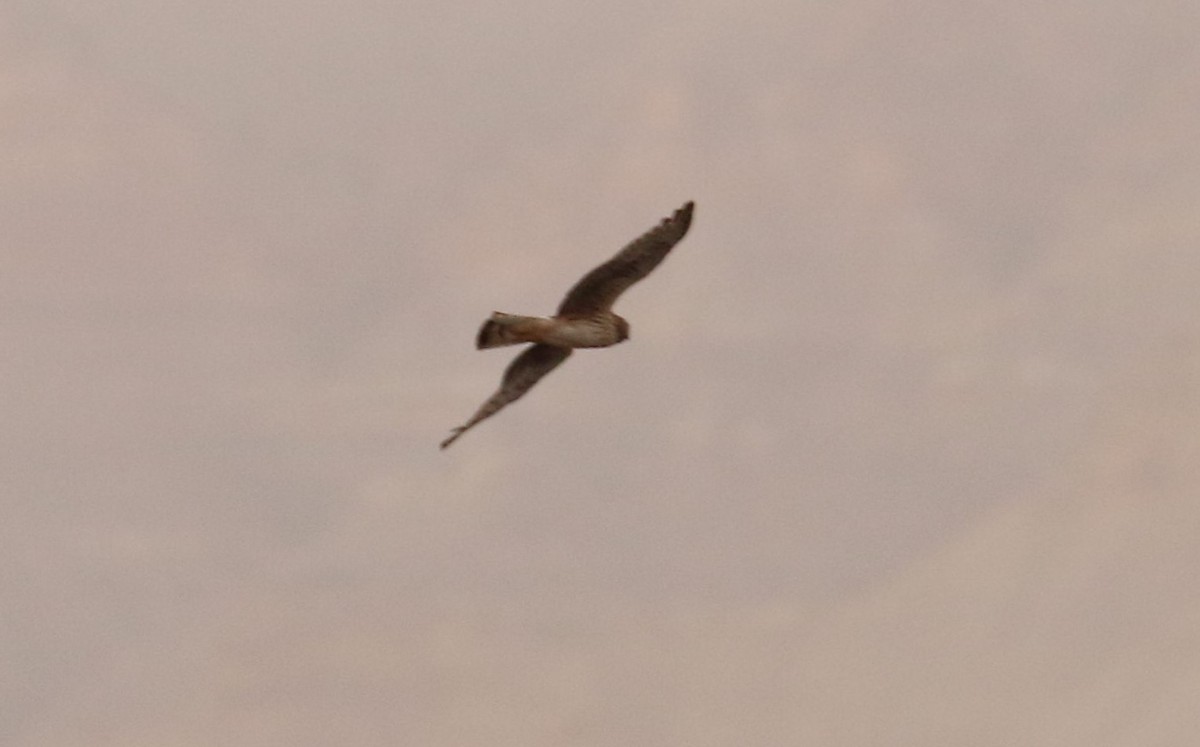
left=439, top=344, right=573, bottom=449
left=556, top=201, right=694, bottom=316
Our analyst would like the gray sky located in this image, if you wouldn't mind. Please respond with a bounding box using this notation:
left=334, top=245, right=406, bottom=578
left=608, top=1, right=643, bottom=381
left=5, top=1, right=1200, bottom=744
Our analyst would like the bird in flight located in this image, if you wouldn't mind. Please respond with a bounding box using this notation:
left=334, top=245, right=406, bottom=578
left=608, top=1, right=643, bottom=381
left=440, top=201, right=695, bottom=449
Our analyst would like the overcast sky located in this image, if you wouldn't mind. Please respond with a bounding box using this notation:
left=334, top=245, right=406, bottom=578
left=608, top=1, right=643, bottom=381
left=5, top=1, right=1200, bottom=745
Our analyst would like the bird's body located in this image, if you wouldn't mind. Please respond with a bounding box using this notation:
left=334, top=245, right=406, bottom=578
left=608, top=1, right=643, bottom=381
left=476, top=311, right=629, bottom=349
left=440, top=201, right=694, bottom=449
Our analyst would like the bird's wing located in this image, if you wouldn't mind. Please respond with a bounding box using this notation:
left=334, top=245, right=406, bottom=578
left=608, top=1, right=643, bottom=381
left=556, top=201, right=694, bottom=316
left=440, top=344, right=573, bottom=449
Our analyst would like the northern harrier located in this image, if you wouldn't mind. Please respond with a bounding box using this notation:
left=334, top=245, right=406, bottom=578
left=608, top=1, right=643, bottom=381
left=440, top=201, right=695, bottom=449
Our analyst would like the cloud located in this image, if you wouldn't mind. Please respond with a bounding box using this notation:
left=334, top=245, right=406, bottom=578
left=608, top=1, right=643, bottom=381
left=6, top=1, right=1200, bottom=743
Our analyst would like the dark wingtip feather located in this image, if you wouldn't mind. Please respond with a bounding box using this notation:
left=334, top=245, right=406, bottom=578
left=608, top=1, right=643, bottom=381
left=675, top=201, right=695, bottom=233
left=440, top=427, right=465, bottom=450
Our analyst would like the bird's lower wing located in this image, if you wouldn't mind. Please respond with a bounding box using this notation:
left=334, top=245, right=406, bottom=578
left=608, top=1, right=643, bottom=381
left=440, top=344, right=573, bottom=449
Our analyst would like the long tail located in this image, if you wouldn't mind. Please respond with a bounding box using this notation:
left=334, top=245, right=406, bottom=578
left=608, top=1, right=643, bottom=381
left=476, top=312, right=542, bottom=349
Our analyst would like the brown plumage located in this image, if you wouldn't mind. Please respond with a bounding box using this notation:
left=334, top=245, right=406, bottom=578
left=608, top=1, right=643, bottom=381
left=440, top=201, right=695, bottom=449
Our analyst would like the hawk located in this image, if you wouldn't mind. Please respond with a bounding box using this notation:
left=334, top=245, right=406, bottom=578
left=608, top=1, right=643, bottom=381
left=440, top=201, right=695, bottom=449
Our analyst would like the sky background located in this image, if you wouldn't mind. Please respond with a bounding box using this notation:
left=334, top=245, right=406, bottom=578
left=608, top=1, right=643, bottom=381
left=4, top=1, right=1200, bottom=744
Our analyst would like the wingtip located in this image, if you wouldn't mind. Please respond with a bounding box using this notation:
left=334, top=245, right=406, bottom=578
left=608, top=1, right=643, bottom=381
left=439, top=427, right=464, bottom=450
left=674, top=201, right=695, bottom=231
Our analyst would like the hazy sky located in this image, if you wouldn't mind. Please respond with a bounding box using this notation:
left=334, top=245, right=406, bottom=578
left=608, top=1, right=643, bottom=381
left=5, top=1, right=1200, bottom=744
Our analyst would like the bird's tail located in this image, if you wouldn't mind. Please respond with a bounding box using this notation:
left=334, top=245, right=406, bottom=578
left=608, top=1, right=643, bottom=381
left=476, top=312, right=543, bottom=349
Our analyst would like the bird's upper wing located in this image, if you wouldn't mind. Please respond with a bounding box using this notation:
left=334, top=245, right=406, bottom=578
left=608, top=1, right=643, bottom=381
left=556, top=201, right=694, bottom=316
left=439, top=344, right=573, bottom=449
